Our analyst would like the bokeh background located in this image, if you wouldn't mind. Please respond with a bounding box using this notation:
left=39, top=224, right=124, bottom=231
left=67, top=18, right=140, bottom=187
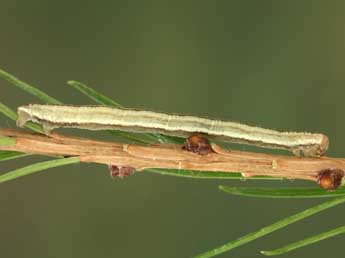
left=1, top=1, right=345, bottom=258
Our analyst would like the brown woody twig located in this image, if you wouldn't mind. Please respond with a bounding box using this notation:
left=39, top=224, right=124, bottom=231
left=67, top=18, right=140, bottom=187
left=1, top=128, right=345, bottom=188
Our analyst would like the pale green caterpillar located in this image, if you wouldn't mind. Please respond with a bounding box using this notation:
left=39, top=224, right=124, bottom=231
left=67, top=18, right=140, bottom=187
left=17, top=104, right=329, bottom=157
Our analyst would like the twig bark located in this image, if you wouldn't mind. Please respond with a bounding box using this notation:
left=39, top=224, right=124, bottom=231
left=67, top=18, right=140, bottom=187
left=1, top=128, right=344, bottom=185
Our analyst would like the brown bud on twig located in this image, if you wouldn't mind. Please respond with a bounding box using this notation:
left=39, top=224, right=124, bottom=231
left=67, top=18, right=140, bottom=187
left=317, top=168, right=344, bottom=190
left=183, top=133, right=214, bottom=155
left=108, top=165, right=135, bottom=178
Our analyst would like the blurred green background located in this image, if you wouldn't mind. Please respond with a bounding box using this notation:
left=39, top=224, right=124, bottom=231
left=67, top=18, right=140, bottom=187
left=1, top=1, right=345, bottom=257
